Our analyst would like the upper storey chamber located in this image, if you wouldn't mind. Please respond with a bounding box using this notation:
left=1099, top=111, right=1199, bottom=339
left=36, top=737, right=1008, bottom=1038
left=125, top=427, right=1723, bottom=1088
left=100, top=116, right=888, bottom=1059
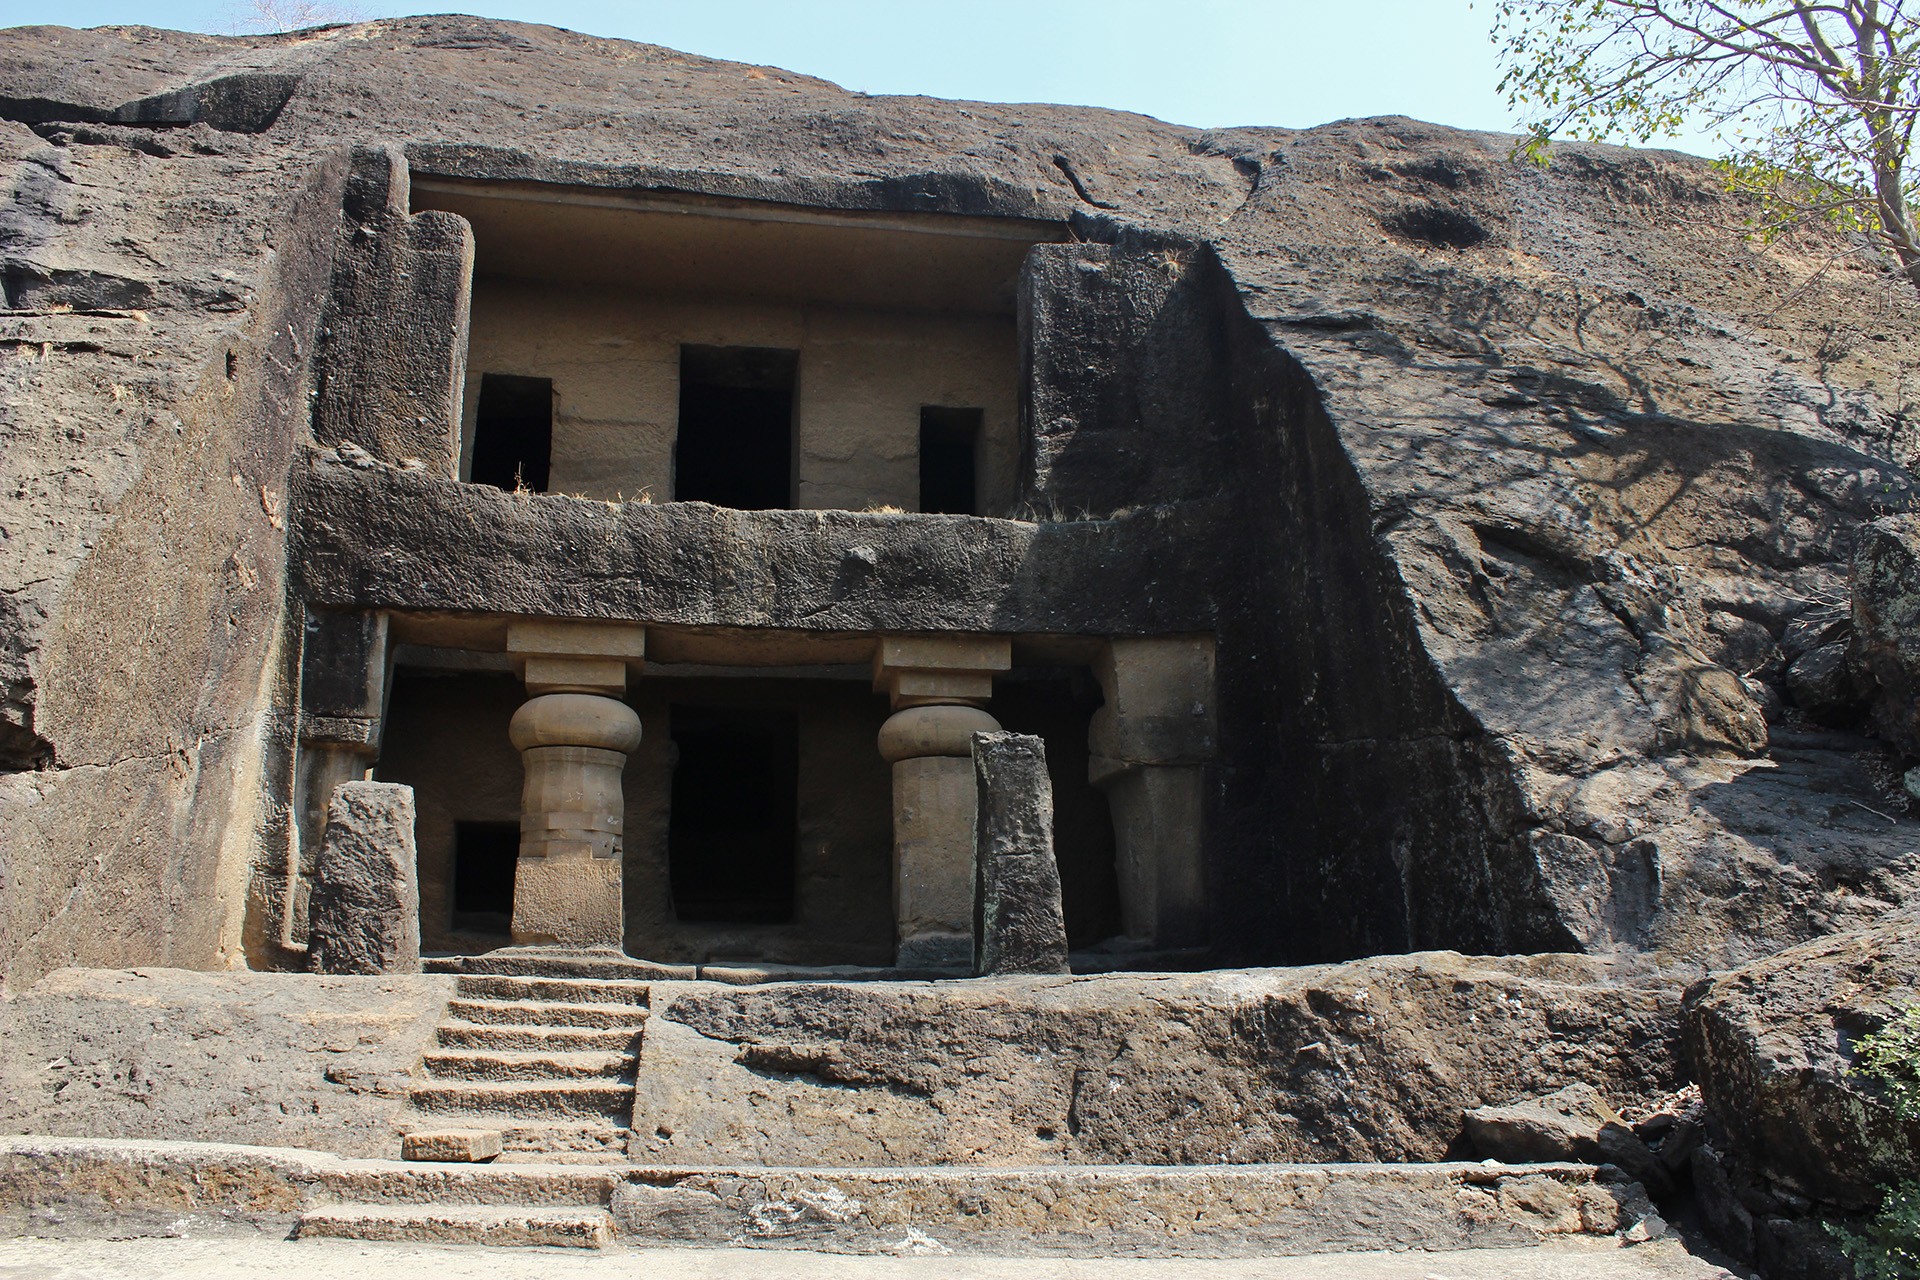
left=410, top=178, right=1063, bottom=516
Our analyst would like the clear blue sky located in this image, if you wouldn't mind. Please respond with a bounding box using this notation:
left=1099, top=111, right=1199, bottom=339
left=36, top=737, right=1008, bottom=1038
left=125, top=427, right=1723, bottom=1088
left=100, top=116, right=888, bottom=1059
left=2, top=0, right=1719, bottom=152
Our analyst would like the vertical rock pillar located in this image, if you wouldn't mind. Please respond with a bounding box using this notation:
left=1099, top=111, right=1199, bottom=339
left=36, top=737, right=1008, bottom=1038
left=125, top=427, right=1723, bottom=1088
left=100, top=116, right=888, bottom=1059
left=506, top=620, right=646, bottom=951
left=874, top=635, right=1012, bottom=969
left=1089, top=636, right=1217, bottom=949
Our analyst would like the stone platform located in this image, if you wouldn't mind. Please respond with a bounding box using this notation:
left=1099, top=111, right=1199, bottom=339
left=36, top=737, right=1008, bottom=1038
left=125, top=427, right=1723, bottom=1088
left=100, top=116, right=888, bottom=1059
left=0, top=958, right=1684, bottom=1169
left=0, top=1136, right=1661, bottom=1257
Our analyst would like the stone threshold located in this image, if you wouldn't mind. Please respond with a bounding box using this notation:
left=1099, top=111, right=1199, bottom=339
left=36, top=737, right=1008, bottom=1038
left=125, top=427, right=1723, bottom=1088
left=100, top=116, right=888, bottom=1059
left=424, top=945, right=1213, bottom=984
left=0, top=1135, right=1662, bottom=1257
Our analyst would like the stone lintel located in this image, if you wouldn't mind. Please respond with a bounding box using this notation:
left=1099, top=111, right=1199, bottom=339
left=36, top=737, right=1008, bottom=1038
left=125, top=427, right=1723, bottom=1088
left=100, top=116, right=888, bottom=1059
left=874, top=634, right=1012, bottom=709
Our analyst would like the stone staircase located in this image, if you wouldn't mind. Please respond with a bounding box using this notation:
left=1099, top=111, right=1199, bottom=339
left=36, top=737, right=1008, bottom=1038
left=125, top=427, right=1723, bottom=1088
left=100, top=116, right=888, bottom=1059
left=396, top=973, right=650, bottom=1163
left=295, top=1164, right=621, bottom=1250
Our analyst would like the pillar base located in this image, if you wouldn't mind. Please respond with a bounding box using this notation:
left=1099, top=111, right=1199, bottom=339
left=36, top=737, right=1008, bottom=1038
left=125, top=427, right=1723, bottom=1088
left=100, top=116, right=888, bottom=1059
left=510, top=848, right=625, bottom=950
left=895, top=932, right=973, bottom=971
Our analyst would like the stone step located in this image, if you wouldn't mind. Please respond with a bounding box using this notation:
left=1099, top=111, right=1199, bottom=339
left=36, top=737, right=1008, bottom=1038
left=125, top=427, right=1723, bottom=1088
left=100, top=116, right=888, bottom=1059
left=455, top=974, right=653, bottom=1006
left=445, top=998, right=651, bottom=1029
left=1, top=1137, right=1660, bottom=1257
left=399, top=1118, right=632, bottom=1158
left=436, top=1021, right=643, bottom=1053
left=423, top=1049, right=635, bottom=1082
left=318, top=1161, right=618, bottom=1206
left=407, top=1080, right=633, bottom=1122
left=296, top=1203, right=614, bottom=1249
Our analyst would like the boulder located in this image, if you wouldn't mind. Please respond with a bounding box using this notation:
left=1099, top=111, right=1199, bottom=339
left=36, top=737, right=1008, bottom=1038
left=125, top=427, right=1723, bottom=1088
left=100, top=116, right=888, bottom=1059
left=972, top=732, right=1070, bottom=976
left=307, top=781, right=421, bottom=976
left=1853, top=516, right=1920, bottom=755
left=1682, top=913, right=1920, bottom=1210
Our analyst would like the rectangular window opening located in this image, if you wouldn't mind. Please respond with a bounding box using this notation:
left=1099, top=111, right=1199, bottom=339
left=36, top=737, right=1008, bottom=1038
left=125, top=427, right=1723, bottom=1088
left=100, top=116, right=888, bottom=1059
left=452, top=820, right=518, bottom=934
left=675, top=346, right=796, bottom=509
left=919, top=406, right=981, bottom=515
left=668, top=705, right=799, bottom=924
left=469, top=373, right=553, bottom=493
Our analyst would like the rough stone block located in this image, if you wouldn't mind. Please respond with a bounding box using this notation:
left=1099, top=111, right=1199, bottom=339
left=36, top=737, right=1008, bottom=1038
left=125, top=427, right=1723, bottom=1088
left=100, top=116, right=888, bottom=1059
left=401, top=1129, right=502, bottom=1163
left=972, top=731, right=1069, bottom=976
left=307, top=781, right=422, bottom=975
left=1682, top=912, right=1920, bottom=1210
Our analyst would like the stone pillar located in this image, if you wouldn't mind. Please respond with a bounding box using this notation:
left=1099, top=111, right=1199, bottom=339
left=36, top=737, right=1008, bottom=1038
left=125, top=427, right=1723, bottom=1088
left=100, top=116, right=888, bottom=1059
left=1089, top=636, right=1217, bottom=949
left=308, top=781, right=421, bottom=975
left=972, top=731, right=1070, bottom=976
left=506, top=620, right=646, bottom=951
left=874, top=635, right=1012, bottom=970
left=293, top=608, right=391, bottom=949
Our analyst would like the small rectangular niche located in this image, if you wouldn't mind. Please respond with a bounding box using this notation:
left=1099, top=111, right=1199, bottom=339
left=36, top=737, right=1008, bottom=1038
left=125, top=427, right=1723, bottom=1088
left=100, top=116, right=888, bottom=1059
left=668, top=705, right=799, bottom=924
left=919, top=405, right=981, bottom=515
left=452, top=820, right=518, bottom=933
left=675, top=346, right=796, bottom=509
left=469, top=373, right=553, bottom=493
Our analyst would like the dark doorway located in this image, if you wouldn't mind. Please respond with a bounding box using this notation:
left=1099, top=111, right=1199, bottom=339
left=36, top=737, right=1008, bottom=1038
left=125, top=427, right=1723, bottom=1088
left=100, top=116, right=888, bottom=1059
left=668, top=705, right=800, bottom=923
left=919, top=406, right=981, bottom=515
left=469, top=373, right=553, bottom=492
left=675, top=346, right=796, bottom=509
left=452, top=820, right=518, bottom=933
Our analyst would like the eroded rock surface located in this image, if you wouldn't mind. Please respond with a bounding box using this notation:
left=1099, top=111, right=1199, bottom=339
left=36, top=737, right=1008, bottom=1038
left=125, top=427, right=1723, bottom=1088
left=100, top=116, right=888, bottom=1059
left=1853, top=515, right=1920, bottom=756
left=0, top=967, right=453, bottom=1158
left=1683, top=912, right=1920, bottom=1211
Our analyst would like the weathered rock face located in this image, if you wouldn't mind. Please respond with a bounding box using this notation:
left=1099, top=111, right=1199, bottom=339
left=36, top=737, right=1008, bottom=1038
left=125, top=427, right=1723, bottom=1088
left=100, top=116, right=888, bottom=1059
left=1464, top=1083, right=1671, bottom=1197
left=306, top=780, right=421, bottom=976
left=972, top=731, right=1070, bottom=976
left=1853, top=516, right=1920, bottom=756
left=0, top=17, right=1917, bottom=989
left=630, top=953, right=1681, bottom=1167
left=0, top=967, right=453, bottom=1158
left=1683, top=913, right=1920, bottom=1211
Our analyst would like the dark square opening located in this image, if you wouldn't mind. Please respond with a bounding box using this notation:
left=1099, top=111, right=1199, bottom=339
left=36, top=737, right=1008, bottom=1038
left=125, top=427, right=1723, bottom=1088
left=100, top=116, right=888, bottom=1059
left=919, top=405, right=981, bottom=515
left=668, top=705, right=799, bottom=924
left=469, top=373, right=553, bottom=493
left=452, top=820, right=518, bottom=933
left=675, top=346, right=796, bottom=509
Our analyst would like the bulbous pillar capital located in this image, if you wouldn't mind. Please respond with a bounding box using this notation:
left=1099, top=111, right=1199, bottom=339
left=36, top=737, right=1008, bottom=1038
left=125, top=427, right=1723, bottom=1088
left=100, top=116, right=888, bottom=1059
left=510, top=692, right=643, bottom=754
left=877, top=703, right=1001, bottom=763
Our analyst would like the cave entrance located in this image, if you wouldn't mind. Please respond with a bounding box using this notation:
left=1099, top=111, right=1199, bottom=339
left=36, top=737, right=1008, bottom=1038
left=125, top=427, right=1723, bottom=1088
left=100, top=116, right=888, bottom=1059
left=468, top=372, right=552, bottom=492
left=674, top=345, right=796, bottom=509
left=668, top=704, right=801, bottom=924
